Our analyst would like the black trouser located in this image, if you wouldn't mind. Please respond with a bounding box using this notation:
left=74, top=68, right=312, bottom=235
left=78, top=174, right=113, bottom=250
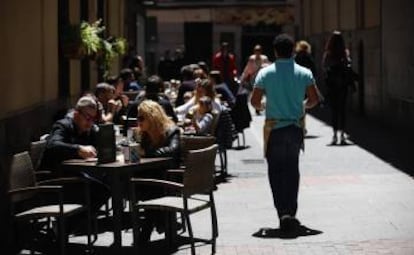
left=266, top=125, right=303, bottom=218
left=328, top=85, right=348, bottom=132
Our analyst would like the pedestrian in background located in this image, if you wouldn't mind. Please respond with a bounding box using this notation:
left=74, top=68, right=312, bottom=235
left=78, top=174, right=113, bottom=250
left=322, top=30, right=355, bottom=145
left=240, top=44, right=270, bottom=115
left=212, top=41, right=238, bottom=95
left=294, top=40, right=318, bottom=136
left=295, top=40, right=316, bottom=77
left=251, top=34, right=320, bottom=234
left=240, top=44, right=270, bottom=91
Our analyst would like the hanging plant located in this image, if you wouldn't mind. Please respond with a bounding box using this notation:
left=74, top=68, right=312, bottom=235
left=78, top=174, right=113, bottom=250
left=61, top=19, right=128, bottom=78
left=112, top=37, right=127, bottom=55
left=79, top=19, right=105, bottom=55
left=62, top=19, right=105, bottom=59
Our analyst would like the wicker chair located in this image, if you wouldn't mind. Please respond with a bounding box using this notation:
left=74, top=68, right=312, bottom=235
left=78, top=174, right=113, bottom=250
left=9, top=151, right=92, bottom=255
left=129, top=144, right=219, bottom=254
left=181, top=135, right=216, bottom=153
left=29, top=140, right=47, bottom=171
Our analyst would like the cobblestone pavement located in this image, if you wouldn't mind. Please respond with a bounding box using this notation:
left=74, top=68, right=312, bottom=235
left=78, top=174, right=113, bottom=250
left=65, top=107, right=414, bottom=255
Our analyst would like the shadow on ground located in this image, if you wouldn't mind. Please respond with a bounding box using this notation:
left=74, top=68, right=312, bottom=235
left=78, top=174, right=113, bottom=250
left=309, top=106, right=414, bottom=177
left=66, top=235, right=210, bottom=255
left=252, top=225, right=323, bottom=239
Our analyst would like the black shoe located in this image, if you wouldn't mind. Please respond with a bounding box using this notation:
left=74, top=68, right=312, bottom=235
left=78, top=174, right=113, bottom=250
left=280, top=215, right=301, bottom=234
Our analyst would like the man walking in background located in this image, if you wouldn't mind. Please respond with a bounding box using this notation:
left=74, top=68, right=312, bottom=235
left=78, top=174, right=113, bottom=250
left=250, top=34, right=320, bottom=233
left=212, top=41, right=238, bottom=95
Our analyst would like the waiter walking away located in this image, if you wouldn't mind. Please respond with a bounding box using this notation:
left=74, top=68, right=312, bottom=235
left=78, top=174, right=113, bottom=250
left=250, top=34, right=320, bottom=233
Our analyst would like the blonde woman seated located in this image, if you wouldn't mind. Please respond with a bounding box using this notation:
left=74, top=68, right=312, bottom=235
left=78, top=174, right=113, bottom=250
left=183, top=96, right=216, bottom=136
left=175, top=78, right=222, bottom=121
left=137, top=100, right=181, bottom=165
left=134, top=100, right=181, bottom=243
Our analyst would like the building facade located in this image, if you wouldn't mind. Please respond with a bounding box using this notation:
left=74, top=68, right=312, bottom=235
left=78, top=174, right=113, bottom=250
left=0, top=0, right=146, bottom=155
left=144, top=0, right=293, bottom=75
left=295, top=0, right=414, bottom=130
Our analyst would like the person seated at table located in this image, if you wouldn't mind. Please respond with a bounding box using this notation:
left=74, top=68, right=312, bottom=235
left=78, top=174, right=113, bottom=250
left=175, top=65, right=197, bottom=107
left=40, top=96, right=110, bottom=230
left=184, top=96, right=216, bottom=136
left=131, top=75, right=178, bottom=122
left=119, top=68, right=142, bottom=91
left=209, top=70, right=236, bottom=108
left=136, top=99, right=181, bottom=165
left=175, top=78, right=222, bottom=121
left=106, top=75, right=130, bottom=124
left=134, top=99, right=181, bottom=243
left=95, top=82, right=122, bottom=123
left=183, top=91, right=193, bottom=104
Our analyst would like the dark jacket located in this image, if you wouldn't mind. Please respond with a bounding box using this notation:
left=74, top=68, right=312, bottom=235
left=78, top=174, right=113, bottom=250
left=133, top=93, right=178, bottom=123
left=140, top=126, right=181, bottom=167
left=40, top=116, right=98, bottom=173
left=295, top=51, right=316, bottom=77
left=175, top=80, right=196, bottom=107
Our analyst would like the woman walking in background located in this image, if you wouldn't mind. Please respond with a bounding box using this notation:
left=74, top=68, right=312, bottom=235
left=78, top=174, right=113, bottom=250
left=295, top=40, right=316, bottom=77
left=322, top=31, right=355, bottom=145
left=240, top=44, right=270, bottom=115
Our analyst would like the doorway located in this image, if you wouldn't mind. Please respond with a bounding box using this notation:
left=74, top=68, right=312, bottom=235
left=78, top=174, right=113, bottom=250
left=184, top=22, right=213, bottom=66
left=241, top=24, right=281, bottom=67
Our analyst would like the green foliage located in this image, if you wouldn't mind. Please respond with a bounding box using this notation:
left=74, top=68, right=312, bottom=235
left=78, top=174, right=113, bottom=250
left=62, top=19, right=128, bottom=78
left=112, top=37, right=127, bottom=55
left=80, top=19, right=105, bottom=55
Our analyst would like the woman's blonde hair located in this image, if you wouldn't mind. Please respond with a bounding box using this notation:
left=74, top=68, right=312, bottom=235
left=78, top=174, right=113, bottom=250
left=137, top=100, right=175, bottom=147
left=295, top=40, right=312, bottom=54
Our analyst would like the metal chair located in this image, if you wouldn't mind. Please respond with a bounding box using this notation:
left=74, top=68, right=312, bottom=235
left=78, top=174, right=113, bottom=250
left=9, top=151, right=92, bottom=255
left=129, top=144, right=219, bottom=255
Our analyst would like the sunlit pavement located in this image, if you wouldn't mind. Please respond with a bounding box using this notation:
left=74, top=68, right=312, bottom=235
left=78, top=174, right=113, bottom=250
left=68, top=106, right=414, bottom=255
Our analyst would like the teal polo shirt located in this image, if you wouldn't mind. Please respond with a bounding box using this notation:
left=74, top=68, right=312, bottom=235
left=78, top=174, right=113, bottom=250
left=254, top=58, right=315, bottom=129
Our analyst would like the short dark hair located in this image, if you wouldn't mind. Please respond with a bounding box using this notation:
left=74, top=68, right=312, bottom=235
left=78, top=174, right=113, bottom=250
left=146, top=75, right=163, bottom=94
left=273, top=34, right=294, bottom=58
left=181, top=65, right=194, bottom=80
left=119, top=68, right=134, bottom=81
left=95, top=82, right=114, bottom=97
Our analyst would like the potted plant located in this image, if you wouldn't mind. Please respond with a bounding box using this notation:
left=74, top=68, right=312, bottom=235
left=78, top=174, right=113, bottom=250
left=96, top=36, right=128, bottom=78
left=62, top=19, right=105, bottom=59
left=61, top=19, right=128, bottom=78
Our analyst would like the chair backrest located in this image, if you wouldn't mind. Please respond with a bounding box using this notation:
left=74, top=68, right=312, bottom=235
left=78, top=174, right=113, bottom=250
left=183, top=144, right=218, bottom=196
left=9, top=151, right=36, bottom=202
left=30, top=140, right=47, bottom=171
left=181, top=135, right=216, bottom=152
left=215, top=108, right=236, bottom=149
left=180, top=135, right=216, bottom=164
left=10, top=151, right=36, bottom=190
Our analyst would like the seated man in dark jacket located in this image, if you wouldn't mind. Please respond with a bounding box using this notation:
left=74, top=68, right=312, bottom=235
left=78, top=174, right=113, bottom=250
left=40, top=96, right=110, bottom=226
left=129, top=75, right=178, bottom=123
